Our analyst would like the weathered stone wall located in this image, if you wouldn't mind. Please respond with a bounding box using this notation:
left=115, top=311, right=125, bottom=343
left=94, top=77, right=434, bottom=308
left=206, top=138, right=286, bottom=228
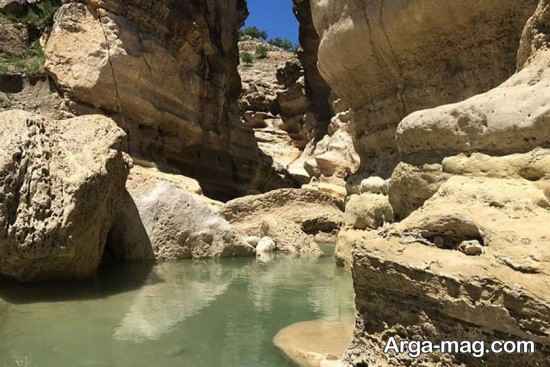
left=312, top=1, right=550, bottom=365
left=293, top=0, right=333, bottom=140
left=311, top=0, right=538, bottom=176
left=44, top=0, right=288, bottom=200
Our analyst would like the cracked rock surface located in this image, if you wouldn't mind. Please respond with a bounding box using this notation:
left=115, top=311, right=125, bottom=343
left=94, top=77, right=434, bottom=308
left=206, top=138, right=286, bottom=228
left=44, top=0, right=287, bottom=201
left=0, top=110, right=130, bottom=282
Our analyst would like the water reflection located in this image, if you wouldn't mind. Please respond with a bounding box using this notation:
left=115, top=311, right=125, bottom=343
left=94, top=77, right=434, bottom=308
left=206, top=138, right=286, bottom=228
left=114, top=262, right=243, bottom=342
left=0, top=256, right=353, bottom=367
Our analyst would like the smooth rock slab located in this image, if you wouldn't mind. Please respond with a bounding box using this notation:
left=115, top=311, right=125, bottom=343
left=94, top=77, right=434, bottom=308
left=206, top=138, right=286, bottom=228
left=114, top=174, right=254, bottom=261
left=274, top=319, right=353, bottom=367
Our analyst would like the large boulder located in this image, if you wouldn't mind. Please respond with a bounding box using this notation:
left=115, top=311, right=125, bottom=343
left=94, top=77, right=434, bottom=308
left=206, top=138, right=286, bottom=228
left=310, top=0, right=538, bottom=174
left=111, top=166, right=254, bottom=261
left=388, top=162, right=450, bottom=219
left=0, top=110, right=130, bottom=281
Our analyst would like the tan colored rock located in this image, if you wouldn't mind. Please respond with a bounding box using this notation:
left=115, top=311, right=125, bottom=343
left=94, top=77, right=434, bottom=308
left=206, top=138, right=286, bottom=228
left=359, top=176, right=388, bottom=195
left=44, top=1, right=286, bottom=200
left=312, top=125, right=358, bottom=178
left=396, top=55, right=550, bottom=156
left=126, top=162, right=203, bottom=197
left=334, top=229, right=365, bottom=269
left=223, top=188, right=344, bottom=255
left=518, top=0, right=550, bottom=68
left=302, top=180, right=347, bottom=203
left=116, top=182, right=253, bottom=262
left=274, top=319, right=354, bottom=367
left=389, top=162, right=450, bottom=219
left=345, top=175, right=550, bottom=365
left=443, top=148, right=550, bottom=181
left=0, top=110, right=131, bottom=281
left=111, top=164, right=252, bottom=261
left=311, top=0, right=537, bottom=174
left=344, top=193, right=393, bottom=230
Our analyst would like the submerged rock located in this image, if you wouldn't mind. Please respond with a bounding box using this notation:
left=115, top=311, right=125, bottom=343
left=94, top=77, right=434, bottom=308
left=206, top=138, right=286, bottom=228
left=0, top=110, right=130, bottom=281
left=274, top=319, right=353, bottom=367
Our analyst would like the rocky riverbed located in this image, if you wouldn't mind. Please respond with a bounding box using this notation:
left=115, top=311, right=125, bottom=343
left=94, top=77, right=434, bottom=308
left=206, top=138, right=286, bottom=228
left=1, top=0, right=549, bottom=366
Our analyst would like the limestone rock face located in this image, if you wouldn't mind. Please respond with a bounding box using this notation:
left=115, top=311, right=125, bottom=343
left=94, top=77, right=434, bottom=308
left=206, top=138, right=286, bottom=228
left=311, top=0, right=538, bottom=174
left=44, top=0, right=284, bottom=200
left=396, top=56, right=550, bottom=157
left=346, top=176, right=550, bottom=366
left=306, top=110, right=359, bottom=179
left=313, top=1, right=550, bottom=364
left=223, top=188, right=344, bottom=255
left=388, top=162, right=450, bottom=219
left=0, top=110, right=130, bottom=281
left=238, top=38, right=320, bottom=186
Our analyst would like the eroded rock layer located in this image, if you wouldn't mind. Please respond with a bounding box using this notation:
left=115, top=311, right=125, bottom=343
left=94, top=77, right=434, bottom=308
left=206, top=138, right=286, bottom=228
left=311, top=0, right=538, bottom=175
left=305, top=0, right=550, bottom=365
left=44, top=0, right=286, bottom=200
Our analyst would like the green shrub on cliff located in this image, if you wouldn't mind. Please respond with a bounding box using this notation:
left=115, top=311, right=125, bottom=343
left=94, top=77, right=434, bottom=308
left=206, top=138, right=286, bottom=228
left=0, top=0, right=61, bottom=75
left=240, top=26, right=268, bottom=41
left=255, top=44, right=268, bottom=59
left=0, top=40, right=45, bottom=75
left=268, top=38, right=297, bottom=53
left=0, top=0, right=61, bottom=31
left=240, top=52, right=255, bottom=66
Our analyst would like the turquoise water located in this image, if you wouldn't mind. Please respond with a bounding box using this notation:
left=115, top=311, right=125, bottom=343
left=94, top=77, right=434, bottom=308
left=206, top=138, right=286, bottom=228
left=0, top=256, right=354, bottom=367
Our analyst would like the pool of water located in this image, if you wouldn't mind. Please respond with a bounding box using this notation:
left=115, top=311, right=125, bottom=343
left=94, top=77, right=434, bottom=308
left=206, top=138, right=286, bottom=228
left=0, top=255, right=354, bottom=367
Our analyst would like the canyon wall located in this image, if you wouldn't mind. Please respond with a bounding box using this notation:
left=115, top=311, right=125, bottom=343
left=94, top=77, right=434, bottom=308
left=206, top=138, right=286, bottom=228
left=312, top=0, right=550, bottom=365
left=293, top=0, right=333, bottom=140
left=43, top=0, right=287, bottom=200
left=311, top=0, right=538, bottom=176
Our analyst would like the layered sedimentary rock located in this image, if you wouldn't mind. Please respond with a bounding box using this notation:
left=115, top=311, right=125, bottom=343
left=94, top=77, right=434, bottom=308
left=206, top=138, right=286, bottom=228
left=311, top=0, right=538, bottom=175
left=325, top=1, right=550, bottom=365
left=0, top=110, right=131, bottom=281
left=44, top=0, right=287, bottom=200
left=238, top=38, right=304, bottom=186
left=345, top=175, right=550, bottom=366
